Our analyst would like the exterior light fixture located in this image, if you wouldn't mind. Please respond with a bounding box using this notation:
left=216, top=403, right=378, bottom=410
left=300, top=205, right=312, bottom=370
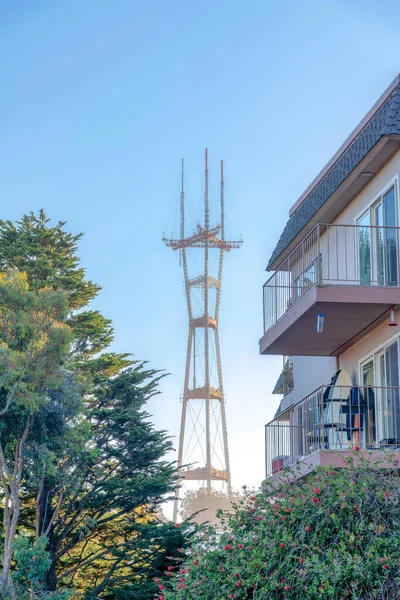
left=317, top=313, right=325, bottom=333
left=388, top=306, right=398, bottom=327
left=360, top=172, right=375, bottom=178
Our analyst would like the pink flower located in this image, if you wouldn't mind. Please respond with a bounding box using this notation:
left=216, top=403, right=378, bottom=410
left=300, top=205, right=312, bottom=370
left=238, top=544, right=243, bottom=549
left=230, top=595, right=235, bottom=599
left=158, top=584, right=164, bottom=590
left=236, top=581, right=242, bottom=587
left=286, top=507, right=291, bottom=513
left=312, top=497, right=319, bottom=503
left=234, top=572, right=239, bottom=578
left=299, top=558, right=305, bottom=564
left=154, top=578, right=160, bottom=583
left=305, top=526, right=311, bottom=532
left=224, top=545, right=231, bottom=551
left=167, top=566, right=173, bottom=571
left=258, top=516, right=262, bottom=521
left=193, top=560, right=198, bottom=566
left=174, top=523, right=179, bottom=528
left=383, top=564, right=389, bottom=570
left=314, top=487, right=320, bottom=494
left=284, top=585, right=291, bottom=591
left=354, top=445, right=359, bottom=451
left=280, top=542, right=285, bottom=548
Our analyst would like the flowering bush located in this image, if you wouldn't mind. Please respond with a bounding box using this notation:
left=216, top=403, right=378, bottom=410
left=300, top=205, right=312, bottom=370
left=160, top=452, right=400, bottom=599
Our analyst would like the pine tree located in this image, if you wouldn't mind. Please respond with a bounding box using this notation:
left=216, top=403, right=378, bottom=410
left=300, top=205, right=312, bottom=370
left=0, top=271, right=71, bottom=594
left=0, top=211, right=182, bottom=597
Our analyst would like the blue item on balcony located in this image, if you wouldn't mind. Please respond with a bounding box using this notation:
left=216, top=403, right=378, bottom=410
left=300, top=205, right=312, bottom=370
left=340, top=386, right=365, bottom=441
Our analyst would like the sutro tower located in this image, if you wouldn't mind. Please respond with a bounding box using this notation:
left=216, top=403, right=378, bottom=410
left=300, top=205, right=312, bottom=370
left=163, top=149, right=242, bottom=521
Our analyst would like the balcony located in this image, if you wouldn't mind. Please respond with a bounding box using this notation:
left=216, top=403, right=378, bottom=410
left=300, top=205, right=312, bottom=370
left=260, top=223, right=400, bottom=356
left=265, top=385, right=400, bottom=480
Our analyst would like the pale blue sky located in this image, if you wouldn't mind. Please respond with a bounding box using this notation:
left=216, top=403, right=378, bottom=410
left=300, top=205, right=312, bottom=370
left=2, top=0, right=400, bottom=489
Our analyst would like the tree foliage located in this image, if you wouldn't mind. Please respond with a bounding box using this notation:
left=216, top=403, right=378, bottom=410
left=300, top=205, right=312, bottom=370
left=163, top=452, right=400, bottom=600
left=52, top=364, right=178, bottom=596
left=0, top=270, right=71, bottom=592
left=0, top=211, right=100, bottom=310
left=0, top=211, right=181, bottom=598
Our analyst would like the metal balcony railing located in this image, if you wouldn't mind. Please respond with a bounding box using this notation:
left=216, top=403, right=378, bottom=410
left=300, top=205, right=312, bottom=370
left=265, top=385, right=400, bottom=478
left=263, top=223, right=400, bottom=333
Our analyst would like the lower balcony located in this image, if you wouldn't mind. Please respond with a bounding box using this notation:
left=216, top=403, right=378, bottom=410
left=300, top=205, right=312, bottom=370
left=265, top=385, right=400, bottom=480
left=260, top=223, right=400, bottom=356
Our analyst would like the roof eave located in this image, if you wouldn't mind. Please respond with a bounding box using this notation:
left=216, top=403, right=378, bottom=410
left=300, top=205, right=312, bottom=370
left=266, top=133, right=400, bottom=271
left=288, top=74, right=400, bottom=218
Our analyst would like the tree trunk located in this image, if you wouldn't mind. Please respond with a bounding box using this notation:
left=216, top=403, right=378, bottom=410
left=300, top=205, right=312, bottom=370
left=0, top=418, right=31, bottom=595
left=0, top=486, right=21, bottom=598
left=37, top=479, right=57, bottom=591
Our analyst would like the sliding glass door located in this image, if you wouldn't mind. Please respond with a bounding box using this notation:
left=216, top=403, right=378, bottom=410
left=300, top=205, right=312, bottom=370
left=378, top=341, right=400, bottom=443
left=357, top=211, right=371, bottom=285
left=361, top=358, right=376, bottom=445
left=374, top=186, right=398, bottom=286
left=357, top=185, right=399, bottom=286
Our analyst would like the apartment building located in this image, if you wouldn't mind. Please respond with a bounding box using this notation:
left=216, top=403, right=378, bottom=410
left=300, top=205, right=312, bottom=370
left=262, top=75, right=400, bottom=479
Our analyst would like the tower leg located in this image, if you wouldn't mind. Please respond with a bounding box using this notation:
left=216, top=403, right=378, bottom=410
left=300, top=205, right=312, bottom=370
left=173, top=395, right=188, bottom=522
left=215, top=328, right=232, bottom=496
left=174, top=327, right=192, bottom=522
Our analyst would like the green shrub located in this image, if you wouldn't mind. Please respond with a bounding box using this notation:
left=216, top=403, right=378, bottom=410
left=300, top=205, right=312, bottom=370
left=162, top=451, right=400, bottom=599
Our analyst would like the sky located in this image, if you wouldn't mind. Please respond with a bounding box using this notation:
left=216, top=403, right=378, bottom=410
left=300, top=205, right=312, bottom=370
left=2, top=0, right=400, bottom=499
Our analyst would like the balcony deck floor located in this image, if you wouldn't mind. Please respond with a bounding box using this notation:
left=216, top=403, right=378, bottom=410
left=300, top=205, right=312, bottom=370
left=260, top=284, right=400, bottom=356
left=267, top=448, right=400, bottom=484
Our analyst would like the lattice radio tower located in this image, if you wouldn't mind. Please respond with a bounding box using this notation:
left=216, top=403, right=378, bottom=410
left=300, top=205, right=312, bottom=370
left=163, top=149, right=242, bottom=521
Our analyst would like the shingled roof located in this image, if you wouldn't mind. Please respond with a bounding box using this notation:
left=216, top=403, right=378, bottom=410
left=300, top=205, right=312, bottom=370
left=267, top=81, right=400, bottom=270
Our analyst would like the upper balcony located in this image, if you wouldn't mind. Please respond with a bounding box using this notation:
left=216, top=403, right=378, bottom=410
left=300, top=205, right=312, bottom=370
left=260, top=223, right=400, bottom=356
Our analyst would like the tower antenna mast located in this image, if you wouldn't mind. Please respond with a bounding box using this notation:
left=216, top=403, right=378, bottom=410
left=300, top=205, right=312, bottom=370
left=163, top=150, right=242, bottom=521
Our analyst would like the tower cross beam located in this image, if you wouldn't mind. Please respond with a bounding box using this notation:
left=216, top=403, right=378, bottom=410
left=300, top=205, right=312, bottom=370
left=163, top=228, right=241, bottom=251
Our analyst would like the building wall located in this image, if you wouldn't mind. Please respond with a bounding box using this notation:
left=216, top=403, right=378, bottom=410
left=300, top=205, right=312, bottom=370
left=339, top=308, right=400, bottom=383
left=332, top=150, right=400, bottom=379
left=334, top=149, right=400, bottom=226
left=270, top=149, right=400, bottom=409
left=274, top=355, right=336, bottom=415
left=292, top=355, right=337, bottom=400
left=315, top=149, right=400, bottom=286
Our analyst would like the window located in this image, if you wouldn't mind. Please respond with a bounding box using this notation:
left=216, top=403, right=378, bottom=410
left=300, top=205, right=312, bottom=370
left=357, top=211, right=371, bottom=285
left=359, top=337, right=400, bottom=446
left=378, top=341, right=400, bottom=442
left=357, top=185, right=399, bottom=286
left=361, top=358, right=376, bottom=445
